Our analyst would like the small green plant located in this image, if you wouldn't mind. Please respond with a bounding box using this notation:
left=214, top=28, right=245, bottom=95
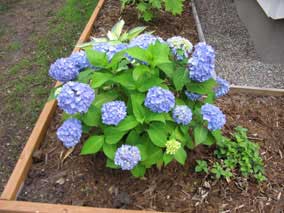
left=195, top=126, right=266, bottom=182
left=195, top=160, right=208, bottom=174
left=120, top=0, right=185, bottom=21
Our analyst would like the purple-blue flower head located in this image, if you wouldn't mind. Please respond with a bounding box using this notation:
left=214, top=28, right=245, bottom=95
left=215, top=76, right=230, bottom=98
left=93, top=42, right=128, bottom=61
left=57, top=82, right=95, bottom=115
left=185, top=91, right=202, bottom=101
left=129, top=33, right=164, bottom=49
left=188, top=42, right=215, bottom=82
left=114, top=145, right=141, bottom=170
left=172, top=105, right=193, bottom=125
left=167, top=36, right=193, bottom=60
left=144, top=86, right=175, bottom=113
left=57, top=118, right=82, bottom=148
left=49, top=58, right=79, bottom=82
left=68, top=51, right=90, bottom=71
left=101, top=101, right=127, bottom=126
left=201, top=103, right=226, bottom=131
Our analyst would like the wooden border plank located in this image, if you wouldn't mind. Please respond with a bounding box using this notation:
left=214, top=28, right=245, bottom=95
left=0, top=0, right=106, bottom=201
left=0, top=200, right=155, bottom=213
left=230, top=85, right=284, bottom=96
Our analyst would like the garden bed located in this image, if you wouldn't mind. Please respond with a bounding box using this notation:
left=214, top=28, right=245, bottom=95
left=17, top=94, right=284, bottom=212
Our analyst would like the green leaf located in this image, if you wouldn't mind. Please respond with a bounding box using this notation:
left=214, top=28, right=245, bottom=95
left=103, top=143, right=117, bottom=160
left=144, top=109, right=166, bottom=123
left=186, top=79, right=217, bottom=95
left=111, top=19, right=125, bottom=37
left=85, top=48, right=108, bottom=68
left=158, top=63, right=174, bottom=78
left=113, top=71, right=136, bottom=90
left=133, top=65, right=150, bottom=81
left=211, top=130, right=223, bottom=144
left=194, top=126, right=208, bottom=145
left=142, top=146, right=163, bottom=168
left=77, top=69, right=94, bottom=83
left=106, top=158, right=120, bottom=169
left=163, top=153, right=174, bottom=166
left=174, top=147, right=187, bottom=165
left=173, top=68, right=188, bottom=91
left=137, top=76, right=163, bottom=92
left=126, top=47, right=152, bottom=64
left=126, top=130, right=140, bottom=145
left=47, top=86, right=60, bottom=102
left=147, top=122, right=168, bottom=147
left=164, top=0, right=184, bottom=15
left=116, top=116, right=139, bottom=132
left=195, top=160, right=209, bottom=173
left=131, top=164, right=146, bottom=177
left=127, top=26, right=147, bottom=41
left=82, top=106, right=101, bottom=127
left=93, top=91, right=119, bottom=108
left=137, top=144, right=148, bottom=161
left=91, top=72, right=113, bottom=88
left=81, top=135, right=104, bottom=155
left=130, top=93, right=145, bottom=123
left=148, top=42, right=171, bottom=66
left=104, top=128, right=127, bottom=144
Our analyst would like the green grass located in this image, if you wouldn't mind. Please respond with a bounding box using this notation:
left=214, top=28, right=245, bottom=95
left=8, top=41, right=22, bottom=51
left=3, top=0, right=99, bottom=126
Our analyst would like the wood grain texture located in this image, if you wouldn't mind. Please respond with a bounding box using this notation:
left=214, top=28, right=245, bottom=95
left=0, top=0, right=106, bottom=201
left=230, top=85, right=284, bottom=96
left=0, top=200, right=156, bottom=213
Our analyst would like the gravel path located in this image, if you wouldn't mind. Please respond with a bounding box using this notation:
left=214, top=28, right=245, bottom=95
left=195, top=0, right=284, bottom=89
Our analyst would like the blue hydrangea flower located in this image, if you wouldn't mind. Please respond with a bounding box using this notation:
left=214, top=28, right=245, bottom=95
left=215, top=76, right=230, bottom=98
left=201, top=103, right=226, bottom=131
left=129, top=33, right=164, bottom=49
left=188, top=42, right=215, bottom=82
left=101, top=101, right=127, bottom=126
left=57, top=82, right=95, bottom=115
left=144, top=86, right=175, bottom=113
left=185, top=91, right=202, bottom=101
left=93, top=42, right=128, bottom=61
left=172, top=105, right=193, bottom=125
left=57, top=118, right=82, bottom=148
left=167, top=36, right=193, bottom=60
left=49, top=58, right=79, bottom=82
left=68, top=51, right=90, bottom=71
left=114, top=145, right=141, bottom=170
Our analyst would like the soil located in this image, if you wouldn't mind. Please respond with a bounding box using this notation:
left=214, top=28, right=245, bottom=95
left=19, top=94, right=284, bottom=212
left=90, top=0, right=198, bottom=43
left=0, top=0, right=64, bottom=193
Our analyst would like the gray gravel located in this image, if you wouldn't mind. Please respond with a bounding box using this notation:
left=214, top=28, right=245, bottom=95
left=195, top=0, right=284, bottom=88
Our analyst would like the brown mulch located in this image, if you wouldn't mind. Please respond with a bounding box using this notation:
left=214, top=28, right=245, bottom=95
left=19, top=94, right=284, bottom=212
left=91, top=0, right=198, bottom=42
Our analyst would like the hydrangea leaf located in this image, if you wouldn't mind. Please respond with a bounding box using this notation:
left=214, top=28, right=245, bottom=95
left=147, top=122, right=168, bottom=147
left=174, top=147, right=187, bottom=165
left=92, top=91, right=119, bottom=108
left=157, top=63, right=175, bottom=78
left=116, top=116, right=139, bottom=132
left=104, top=128, right=127, bottom=144
left=103, top=143, right=117, bottom=160
left=85, top=48, right=108, bottom=68
left=194, top=126, right=208, bottom=145
left=164, top=0, right=184, bottom=15
left=113, top=71, right=137, bottom=90
left=137, top=77, right=164, bottom=92
left=163, top=153, right=174, bottom=166
left=126, top=130, right=140, bottom=145
left=142, top=146, right=163, bottom=168
left=81, top=135, right=104, bottom=155
left=91, top=72, right=113, bottom=88
left=77, top=69, right=95, bottom=84
left=133, top=65, right=150, bottom=81
left=82, top=106, right=101, bottom=127
left=126, top=47, right=152, bottom=64
left=131, top=164, right=146, bottom=177
left=106, top=158, right=120, bottom=169
left=130, top=93, right=146, bottom=123
left=186, top=79, right=217, bottom=95
left=149, top=42, right=171, bottom=66
left=173, top=68, right=188, bottom=91
left=144, top=109, right=166, bottom=124
left=137, top=144, right=148, bottom=161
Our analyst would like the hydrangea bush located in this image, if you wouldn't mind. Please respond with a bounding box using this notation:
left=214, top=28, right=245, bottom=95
left=48, top=22, right=232, bottom=177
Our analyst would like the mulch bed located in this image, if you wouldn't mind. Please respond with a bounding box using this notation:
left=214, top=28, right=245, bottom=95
left=17, top=1, right=284, bottom=212
left=18, top=94, right=284, bottom=212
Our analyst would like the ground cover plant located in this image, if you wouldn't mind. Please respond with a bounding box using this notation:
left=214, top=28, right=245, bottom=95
left=120, top=0, right=186, bottom=21
left=48, top=21, right=265, bottom=181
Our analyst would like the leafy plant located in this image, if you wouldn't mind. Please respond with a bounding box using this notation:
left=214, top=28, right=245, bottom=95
left=195, top=160, right=208, bottom=174
left=49, top=21, right=232, bottom=177
left=195, top=126, right=266, bottom=182
left=120, top=0, right=186, bottom=22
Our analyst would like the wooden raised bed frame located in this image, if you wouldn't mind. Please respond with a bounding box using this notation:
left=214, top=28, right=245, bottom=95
left=1, top=0, right=284, bottom=212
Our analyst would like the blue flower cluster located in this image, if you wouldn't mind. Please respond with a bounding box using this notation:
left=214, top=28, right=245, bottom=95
left=201, top=103, right=226, bottom=131
left=172, top=105, right=193, bottom=125
left=114, top=145, right=141, bottom=170
left=188, top=42, right=215, bottom=82
left=93, top=42, right=128, bottom=61
left=57, top=82, right=95, bottom=115
left=215, top=76, right=230, bottom=98
left=185, top=91, right=202, bottom=101
left=101, top=101, right=127, bottom=126
left=69, top=51, right=90, bottom=71
left=57, top=118, right=82, bottom=148
left=144, top=86, right=175, bottom=113
left=49, top=58, right=79, bottom=82
left=167, top=36, right=193, bottom=60
left=129, top=33, right=164, bottom=49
